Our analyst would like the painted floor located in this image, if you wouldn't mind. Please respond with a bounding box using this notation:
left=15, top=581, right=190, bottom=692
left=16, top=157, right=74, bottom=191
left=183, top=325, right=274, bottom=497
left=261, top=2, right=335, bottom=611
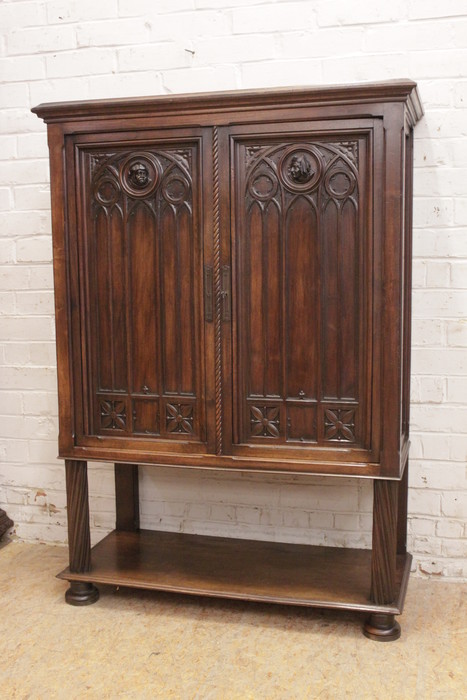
left=1, top=539, right=466, bottom=699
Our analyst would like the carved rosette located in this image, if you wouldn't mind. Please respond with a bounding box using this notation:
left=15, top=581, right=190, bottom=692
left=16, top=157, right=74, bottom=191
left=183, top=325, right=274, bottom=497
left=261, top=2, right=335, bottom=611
left=100, top=400, right=127, bottom=431
left=324, top=408, right=356, bottom=442
left=166, top=403, right=194, bottom=434
left=250, top=405, right=280, bottom=438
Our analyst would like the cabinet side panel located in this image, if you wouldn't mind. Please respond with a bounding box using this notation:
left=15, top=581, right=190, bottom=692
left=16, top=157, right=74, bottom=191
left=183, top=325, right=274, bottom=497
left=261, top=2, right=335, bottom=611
left=401, top=130, right=414, bottom=444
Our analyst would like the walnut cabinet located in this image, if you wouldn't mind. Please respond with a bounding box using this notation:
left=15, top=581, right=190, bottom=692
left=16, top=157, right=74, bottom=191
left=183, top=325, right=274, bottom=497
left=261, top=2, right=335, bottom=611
left=33, top=81, right=422, bottom=640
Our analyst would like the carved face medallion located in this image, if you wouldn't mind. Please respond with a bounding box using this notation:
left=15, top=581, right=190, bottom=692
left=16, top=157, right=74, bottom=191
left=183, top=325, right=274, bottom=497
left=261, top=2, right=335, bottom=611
left=120, top=153, right=160, bottom=198
left=129, top=162, right=149, bottom=188
left=279, top=146, right=322, bottom=192
left=288, top=154, right=313, bottom=184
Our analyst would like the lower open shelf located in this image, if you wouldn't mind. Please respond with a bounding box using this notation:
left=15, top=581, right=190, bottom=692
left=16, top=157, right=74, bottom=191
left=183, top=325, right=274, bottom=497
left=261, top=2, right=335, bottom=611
left=58, top=529, right=411, bottom=615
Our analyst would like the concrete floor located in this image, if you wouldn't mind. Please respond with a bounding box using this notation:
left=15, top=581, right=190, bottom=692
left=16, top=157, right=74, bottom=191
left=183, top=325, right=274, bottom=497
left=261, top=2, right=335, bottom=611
left=1, top=539, right=466, bottom=699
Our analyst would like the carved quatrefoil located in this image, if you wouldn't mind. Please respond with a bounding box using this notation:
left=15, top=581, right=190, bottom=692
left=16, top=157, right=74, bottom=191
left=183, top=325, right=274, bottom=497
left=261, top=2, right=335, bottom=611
left=324, top=408, right=356, bottom=442
left=250, top=405, right=280, bottom=438
left=100, top=400, right=127, bottom=431
left=166, top=403, right=194, bottom=434
left=324, top=167, right=356, bottom=200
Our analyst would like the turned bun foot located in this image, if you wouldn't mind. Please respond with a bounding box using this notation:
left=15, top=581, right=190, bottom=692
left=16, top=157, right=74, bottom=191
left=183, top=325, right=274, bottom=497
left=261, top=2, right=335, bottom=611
left=65, top=581, right=99, bottom=606
left=363, top=613, right=401, bottom=641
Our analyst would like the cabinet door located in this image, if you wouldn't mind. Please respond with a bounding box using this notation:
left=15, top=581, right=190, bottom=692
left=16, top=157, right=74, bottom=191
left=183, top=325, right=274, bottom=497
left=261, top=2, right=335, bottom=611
left=227, top=124, right=378, bottom=464
left=68, top=130, right=213, bottom=454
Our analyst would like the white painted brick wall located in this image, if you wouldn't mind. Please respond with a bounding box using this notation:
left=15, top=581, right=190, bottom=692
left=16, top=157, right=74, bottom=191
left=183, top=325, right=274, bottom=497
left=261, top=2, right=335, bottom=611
left=0, top=0, right=466, bottom=581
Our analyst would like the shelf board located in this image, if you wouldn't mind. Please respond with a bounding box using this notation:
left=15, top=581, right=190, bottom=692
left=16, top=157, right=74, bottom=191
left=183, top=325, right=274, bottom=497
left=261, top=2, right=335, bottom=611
left=58, top=529, right=411, bottom=615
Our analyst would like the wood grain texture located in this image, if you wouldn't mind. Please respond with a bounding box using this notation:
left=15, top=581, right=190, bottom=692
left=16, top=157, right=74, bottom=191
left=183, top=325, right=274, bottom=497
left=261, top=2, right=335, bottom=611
left=212, top=126, right=223, bottom=455
left=65, top=460, right=92, bottom=573
left=35, top=83, right=421, bottom=637
left=57, top=529, right=412, bottom=615
left=31, top=80, right=423, bottom=125
left=36, top=83, right=421, bottom=478
left=371, top=479, right=399, bottom=605
left=232, top=135, right=367, bottom=453
left=80, top=139, right=207, bottom=445
left=115, top=463, right=139, bottom=532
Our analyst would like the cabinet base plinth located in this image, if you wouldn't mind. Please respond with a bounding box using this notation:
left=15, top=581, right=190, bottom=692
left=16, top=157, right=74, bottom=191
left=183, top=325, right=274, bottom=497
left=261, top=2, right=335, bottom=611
left=363, top=613, right=401, bottom=641
left=65, top=580, right=100, bottom=606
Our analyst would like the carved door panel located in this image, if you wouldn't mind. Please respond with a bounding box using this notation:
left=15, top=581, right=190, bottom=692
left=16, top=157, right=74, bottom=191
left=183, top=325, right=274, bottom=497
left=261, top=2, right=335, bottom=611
left=228, top=125, right=377, bottom=463
left=70, top=130, right=213, bottom=453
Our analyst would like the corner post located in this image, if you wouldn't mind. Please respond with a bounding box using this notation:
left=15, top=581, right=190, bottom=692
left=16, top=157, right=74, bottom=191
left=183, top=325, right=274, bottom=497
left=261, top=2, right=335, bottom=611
left=64, top=459, right=99, bottom=605
left=115, top=463, right=140, bottom=531
left=364, top=479, right=400, bottom=641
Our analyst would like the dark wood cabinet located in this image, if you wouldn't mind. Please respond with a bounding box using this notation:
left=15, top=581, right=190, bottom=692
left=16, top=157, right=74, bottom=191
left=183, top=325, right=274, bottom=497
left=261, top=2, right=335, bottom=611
left=33, top=80, right=422, bottom=640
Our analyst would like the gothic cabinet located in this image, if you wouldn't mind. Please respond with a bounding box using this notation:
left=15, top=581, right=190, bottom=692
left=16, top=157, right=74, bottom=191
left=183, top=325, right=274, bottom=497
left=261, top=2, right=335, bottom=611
left=33, top=81, right=422, bottom=640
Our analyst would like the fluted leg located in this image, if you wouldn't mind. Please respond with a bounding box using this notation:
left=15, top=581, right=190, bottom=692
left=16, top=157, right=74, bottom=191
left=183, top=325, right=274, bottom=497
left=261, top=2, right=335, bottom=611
left=364, top=479, right=400, bottom=640
left=64, top=460, right=99, bottom=605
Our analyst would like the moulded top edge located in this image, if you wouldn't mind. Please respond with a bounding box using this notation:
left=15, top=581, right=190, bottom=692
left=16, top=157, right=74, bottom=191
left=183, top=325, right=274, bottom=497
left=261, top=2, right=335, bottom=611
left=31, top=79, right=423, bottom=124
